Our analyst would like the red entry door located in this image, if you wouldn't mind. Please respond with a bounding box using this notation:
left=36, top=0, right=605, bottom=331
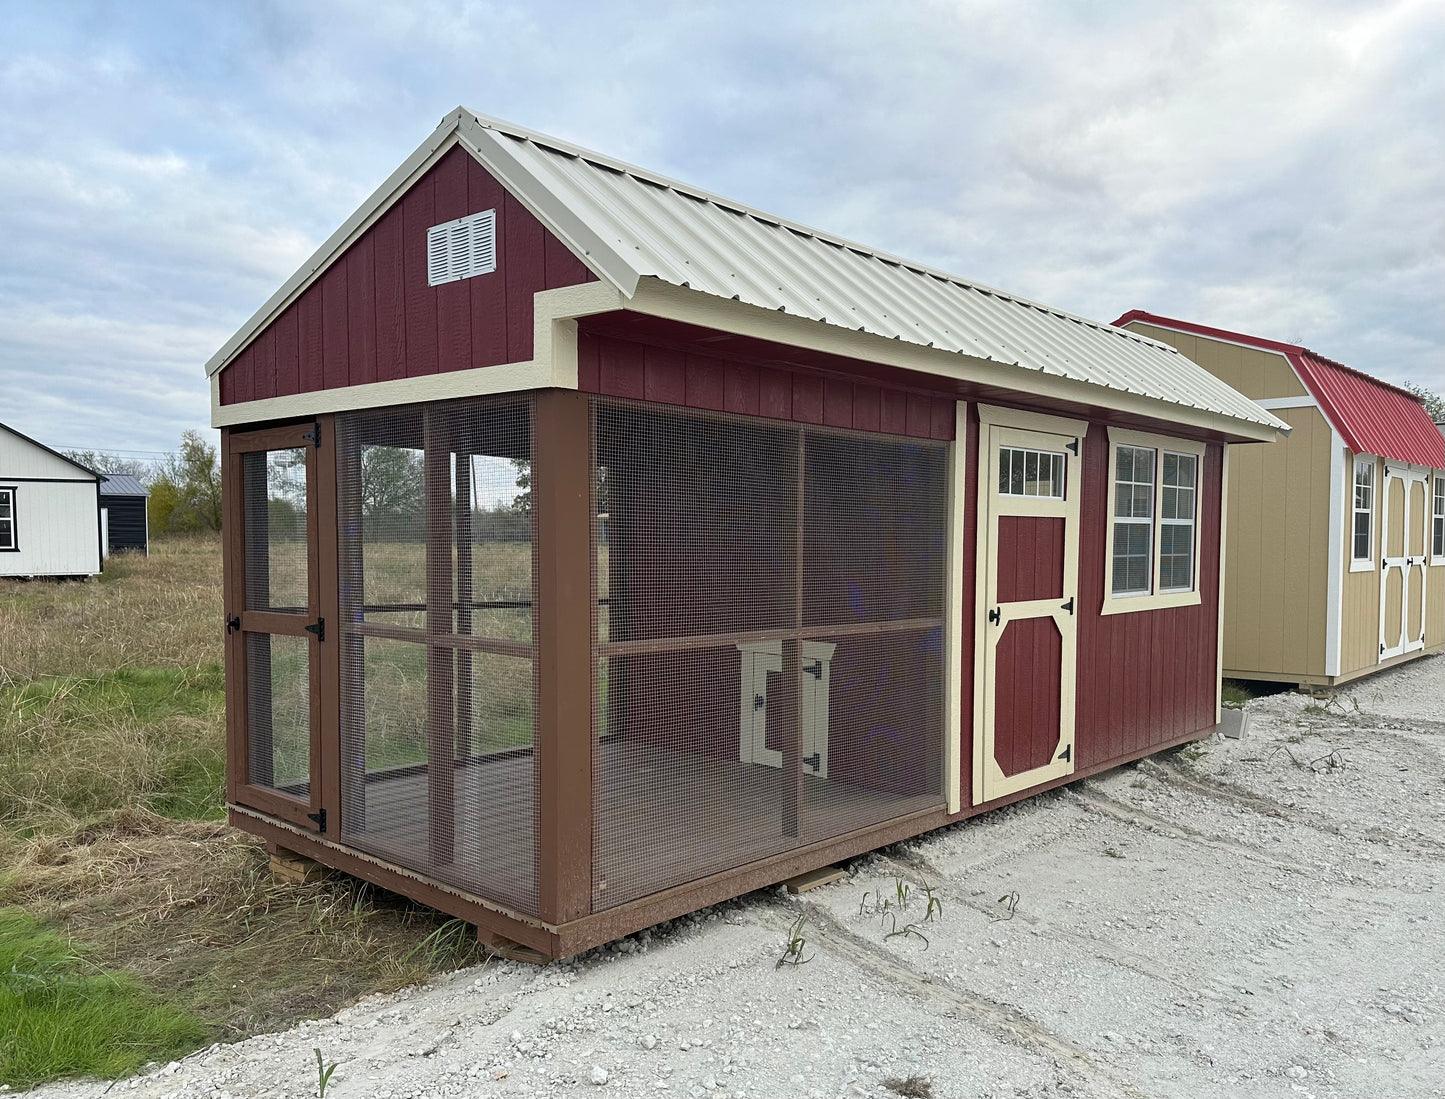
left=224, top=424, right=328, bottom=831
left=975, top=409, right=1083, bottom=804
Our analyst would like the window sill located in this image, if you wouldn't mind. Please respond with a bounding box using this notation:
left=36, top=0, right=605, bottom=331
left=1100, top=589, right=1202, bottom=616
left=1348, top=559, right=1375, bottom=573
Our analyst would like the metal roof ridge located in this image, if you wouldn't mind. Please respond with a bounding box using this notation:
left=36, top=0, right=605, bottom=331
left=461, top=107, right=1180, bottom=358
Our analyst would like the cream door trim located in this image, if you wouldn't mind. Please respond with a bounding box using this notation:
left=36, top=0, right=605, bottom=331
left=973, top=413, right=1082, bottom=806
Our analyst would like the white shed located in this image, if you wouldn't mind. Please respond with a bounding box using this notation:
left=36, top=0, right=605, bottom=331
left=0, top=422, right=103, bottom=579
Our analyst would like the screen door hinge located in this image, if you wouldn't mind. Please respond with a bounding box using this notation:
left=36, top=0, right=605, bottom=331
left=1061, top=597, right=1075, bottom=615
left=304, top=618, right=325, bottom=643
left=225, top=613, right=241, bottom=635
left=1057, top=743, right=1072, bottom=763
left=302, top=422, right=321, bottom=447
left=307, top=807, right=327, bottom=833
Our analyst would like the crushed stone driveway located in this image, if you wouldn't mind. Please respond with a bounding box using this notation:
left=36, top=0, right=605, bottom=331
left=34, top=654, right=1444, bottom=1099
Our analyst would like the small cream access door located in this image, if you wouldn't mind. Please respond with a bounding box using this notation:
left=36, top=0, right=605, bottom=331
left=973, top=406, right=1085, bottom=805
left=737, top=640, right=836, bottom=778
left=1380, top=463, right=1429, bottom=660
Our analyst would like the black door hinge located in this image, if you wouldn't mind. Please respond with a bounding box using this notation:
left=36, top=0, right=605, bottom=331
left=803, top=753, right=821, bottom=772
left=302, top=422, right=321, bottom=447
left=1066, top=438, right=1079, bottom=455
left=307, top=807, right=327, bottom=833
left=304, top=618, right=325, bottom=643
left=225, top=614, right=241, bottom=635
left=1057, top=743, right=1072, bottom=763
left=1061, top=597, right=1075, bottom=615
left=988, top=607, right=1001, bottom=625
left=805, top=661, right=823, bottom=679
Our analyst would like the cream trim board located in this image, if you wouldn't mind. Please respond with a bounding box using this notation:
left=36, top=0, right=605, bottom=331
left=1256, top=395, right=1319, bottom=410
left=1348, top=452, right=1378, bottom=573
left=1216, top=444, right=1230, bottom=724
left=975, top=403, right=1089, bottom=440
left=211, top=282, right=622, bottom=428
left=1324, top=431, right=1347, bottom=676
left=1101, top=427, right=1207, bottom=616
left=972, top=419, right=1081, bottom=806
left=944, top=402, right=967, bottom=813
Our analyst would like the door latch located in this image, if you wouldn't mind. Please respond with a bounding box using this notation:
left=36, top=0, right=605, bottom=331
left=803, top=753, right=821, bottom=772
left=988, top=607, right=1001, bottom=625
left=307, top=808, right=327, bottom=833
left=1061, top=597, right=1075, bottom=615
left=753, top=693, right=766, bottom=711
left=304, top=618, right=325, bottom=643
left=1057, top=743, right=1072, bottom=763
left=225, top=614, right=241, bottom=635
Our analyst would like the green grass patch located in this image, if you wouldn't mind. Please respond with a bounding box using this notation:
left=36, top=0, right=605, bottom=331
left=0, top=906, right=209, bottom=1089
left=0, top=665, right=225, bottom=827
left=1220, top=679, right=1253, bottom=708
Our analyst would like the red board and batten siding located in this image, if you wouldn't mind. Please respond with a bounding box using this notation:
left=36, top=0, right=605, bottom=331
left=577, top=333, right=956, bottom=440
left=219, top=146, right=596, bottom=405
left=1074, top=424, right=1222, bottom=771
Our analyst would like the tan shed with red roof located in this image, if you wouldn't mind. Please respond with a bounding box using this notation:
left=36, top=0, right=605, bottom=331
left=1115, top=312, right=1445, bottom=688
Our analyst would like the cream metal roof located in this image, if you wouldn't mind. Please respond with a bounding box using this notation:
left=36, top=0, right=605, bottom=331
left=207, top=107, right=1287, bottom=435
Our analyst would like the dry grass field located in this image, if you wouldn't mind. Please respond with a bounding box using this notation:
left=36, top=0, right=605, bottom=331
left=0, top=536, right=488, bottom=1089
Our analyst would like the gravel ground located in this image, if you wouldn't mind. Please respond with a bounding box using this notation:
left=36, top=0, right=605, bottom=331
left=26, top=653, right=1444, bottom=1099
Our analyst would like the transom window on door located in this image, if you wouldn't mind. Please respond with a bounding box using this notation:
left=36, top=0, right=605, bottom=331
left=1102, top=429, right=1207, bottom=614
left=1351, top=457, right=1375, bottom=567
left=998, top=446, right=1065, bottom=499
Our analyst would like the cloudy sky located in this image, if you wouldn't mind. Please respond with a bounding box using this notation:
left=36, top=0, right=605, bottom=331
left=1, top=0, right=1440, bottom=457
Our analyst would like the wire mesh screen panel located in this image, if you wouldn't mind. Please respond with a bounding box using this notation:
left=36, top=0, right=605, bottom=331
left=245, top=632, right=311, bottom=798
left=595, top=401, right=948, bottom=910
left=243, top=448, right=309, bottom=612
left=336, top=398, right=538, bottom=915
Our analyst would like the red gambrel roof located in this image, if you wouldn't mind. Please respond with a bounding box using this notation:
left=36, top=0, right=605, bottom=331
left=1112, top=312, right=1445, bottom=469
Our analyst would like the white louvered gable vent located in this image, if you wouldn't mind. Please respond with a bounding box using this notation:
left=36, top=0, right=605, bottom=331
left=426, top=209, right=497, bottom=286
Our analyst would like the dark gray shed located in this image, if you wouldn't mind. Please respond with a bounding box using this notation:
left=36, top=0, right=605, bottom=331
left=99, top=473, right=149, bottom=556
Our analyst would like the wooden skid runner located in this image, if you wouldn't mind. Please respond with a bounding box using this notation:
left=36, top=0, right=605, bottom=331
left=784, top=866, right=847, bottom=894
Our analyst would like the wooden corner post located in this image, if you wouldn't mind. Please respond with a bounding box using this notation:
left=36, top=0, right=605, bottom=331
left=534, top=389, right=595, bottom=925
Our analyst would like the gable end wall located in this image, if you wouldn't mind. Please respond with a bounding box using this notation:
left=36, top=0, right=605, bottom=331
left=219, top=146, right=597, bottom=406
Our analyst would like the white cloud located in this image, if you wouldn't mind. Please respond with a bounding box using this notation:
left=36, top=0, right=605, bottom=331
left=0, top=0, right=1439, bottom=455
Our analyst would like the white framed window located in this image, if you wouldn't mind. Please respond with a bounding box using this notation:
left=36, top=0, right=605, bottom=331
left=1350, top=455, right=1375, bottom=570
left=1102, top=429, right=1207, bottom=615
left=1112, top=444, right=1155, bottom=596
left=998, top=445, right=1065, bottom=499
left=1432, top=474, right=1444, bottom=564
left=0, top=487, right=16, bottom=552
left=1159, top=451, right=1199, bottom=592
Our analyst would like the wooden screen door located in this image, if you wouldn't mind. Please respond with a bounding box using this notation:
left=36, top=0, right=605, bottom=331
left=225, top=423, right=330, bottom=832
left=974, top=407, right=1084, bottom=805
left=1380, top=464, right=1429, bottom=660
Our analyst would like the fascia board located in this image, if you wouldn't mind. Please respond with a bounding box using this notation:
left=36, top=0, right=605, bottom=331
left=456, top=119, right=642, bottom=298
left=204, top=109, right=471, bottom=378
left=628, top=280, right=1289, bottom=445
